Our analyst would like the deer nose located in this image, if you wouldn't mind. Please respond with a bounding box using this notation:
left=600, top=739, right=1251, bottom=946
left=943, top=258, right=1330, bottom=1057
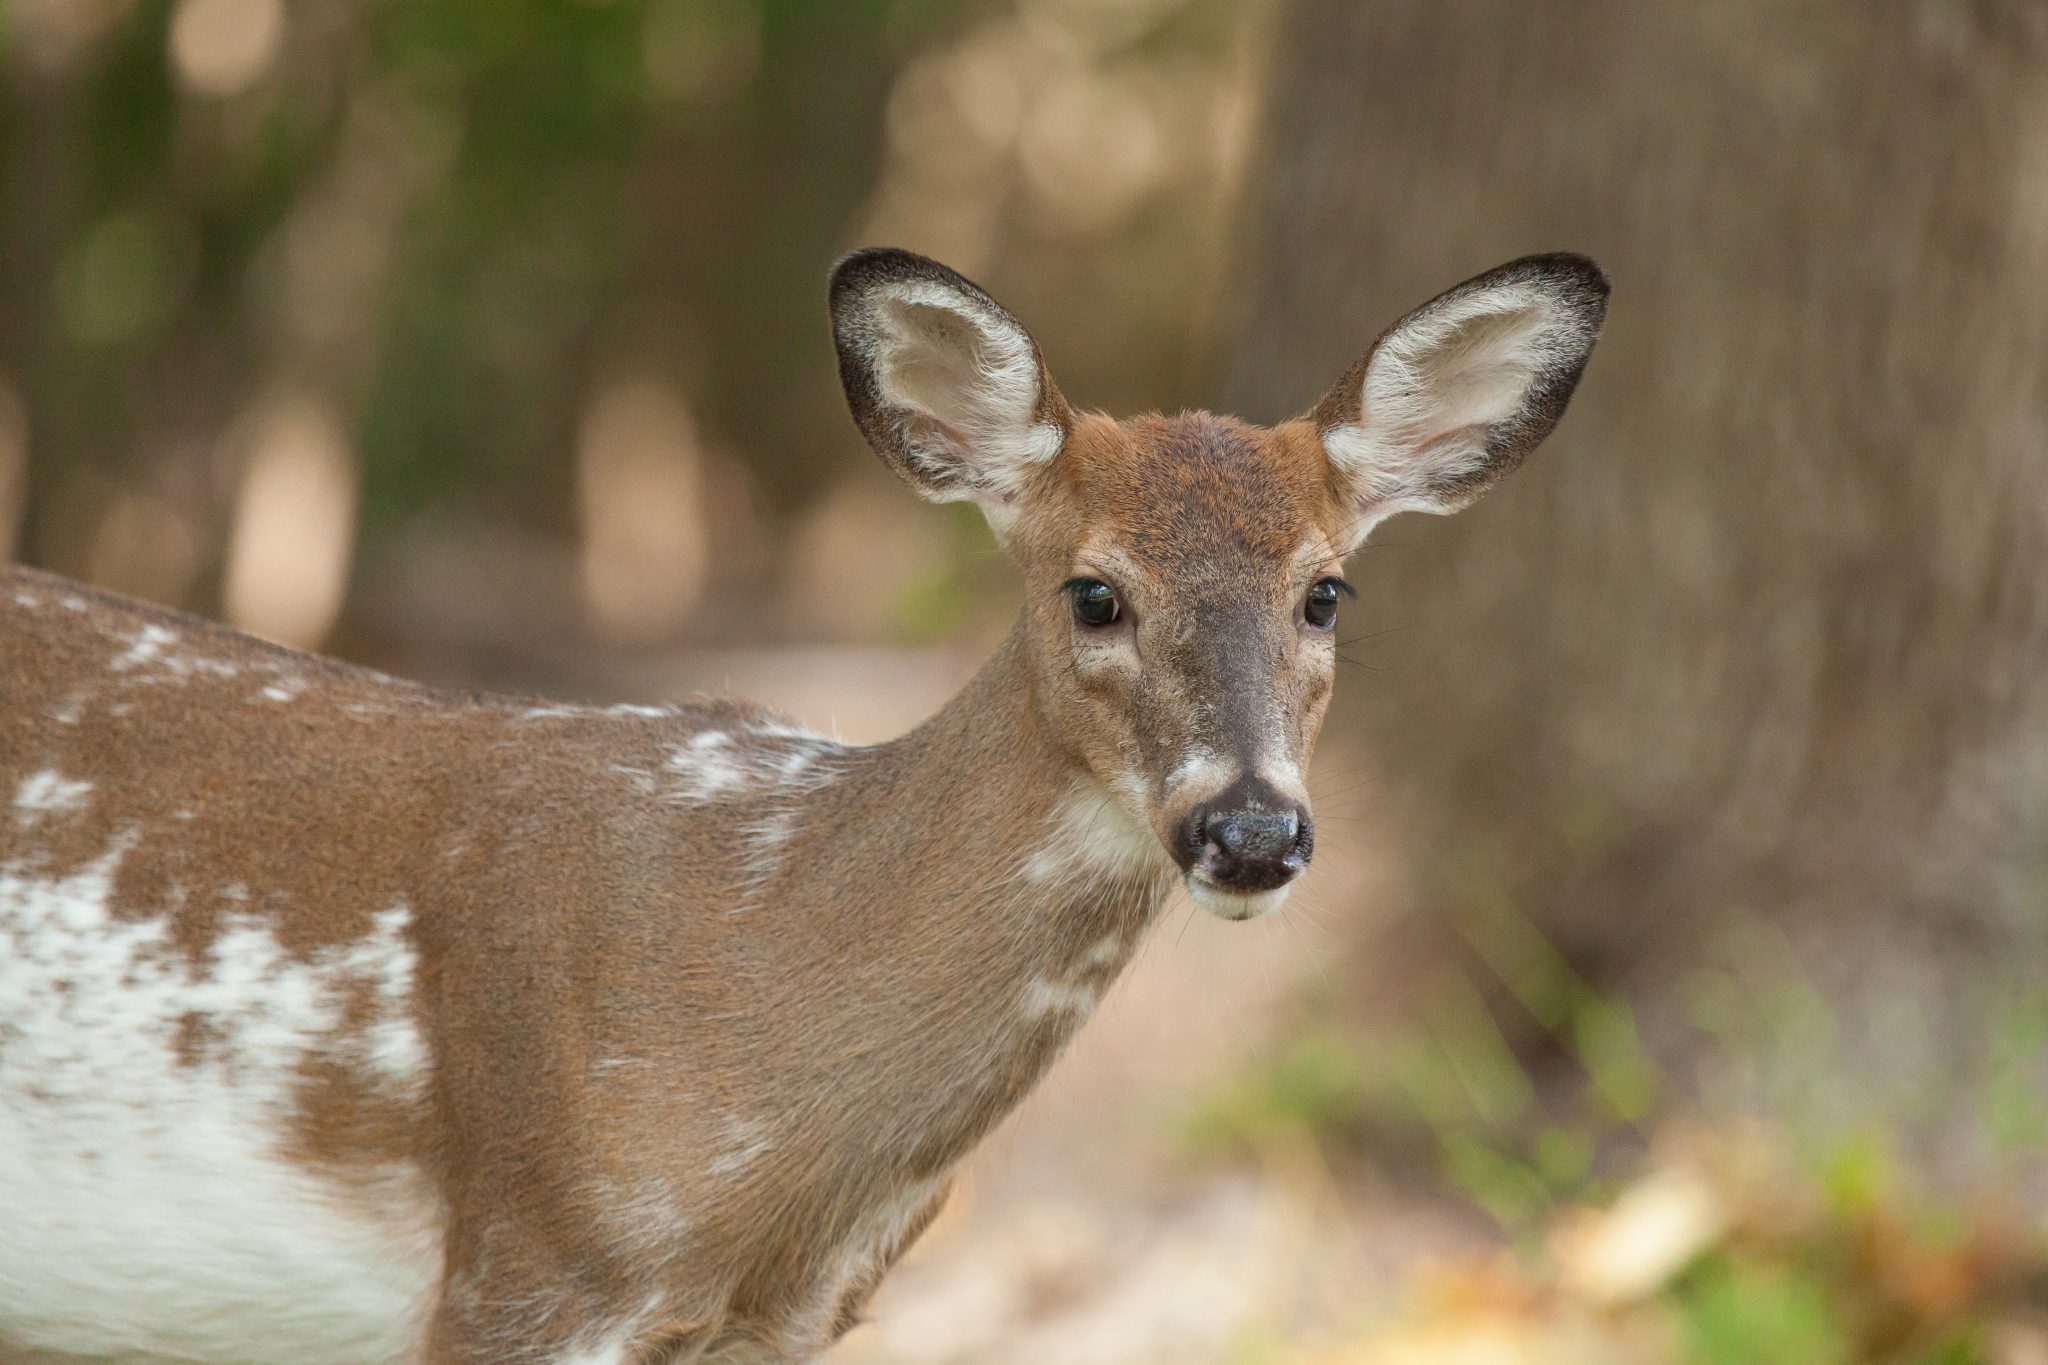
left=1178, top=778, right=1314, bottom=892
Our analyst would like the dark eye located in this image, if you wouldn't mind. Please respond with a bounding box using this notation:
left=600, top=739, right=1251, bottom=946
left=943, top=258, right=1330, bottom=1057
left=1064, top=578, right=1121, bottom=628
left=1304, top=578, right=1349, bottom=630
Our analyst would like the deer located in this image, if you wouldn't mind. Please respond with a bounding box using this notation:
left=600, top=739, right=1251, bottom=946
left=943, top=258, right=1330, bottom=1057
left=0, top=247, right=1606, bottom=1364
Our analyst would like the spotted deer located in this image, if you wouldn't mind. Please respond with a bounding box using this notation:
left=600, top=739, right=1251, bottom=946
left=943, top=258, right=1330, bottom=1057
left=0, top=248, right=1606, bottom=1363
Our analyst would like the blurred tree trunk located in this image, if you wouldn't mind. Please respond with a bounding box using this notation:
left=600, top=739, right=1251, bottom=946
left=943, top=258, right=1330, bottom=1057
left=1228, top=2, right=2048, bottom=1030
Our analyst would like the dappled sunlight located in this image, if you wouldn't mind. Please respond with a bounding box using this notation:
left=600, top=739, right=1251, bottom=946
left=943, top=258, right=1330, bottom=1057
left=166, top=0, right=284, bottom=98
left=577, top=375, right=710, bottom=644
left=221, top=394, right=357, bottom=648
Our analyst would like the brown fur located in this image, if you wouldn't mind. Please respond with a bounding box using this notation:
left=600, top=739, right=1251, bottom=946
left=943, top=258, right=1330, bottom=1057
left=1, top=568, right=1170, bottom=1361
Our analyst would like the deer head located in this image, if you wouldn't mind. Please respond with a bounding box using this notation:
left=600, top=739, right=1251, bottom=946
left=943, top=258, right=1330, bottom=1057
left=831, top=248, right=1607, bottom=920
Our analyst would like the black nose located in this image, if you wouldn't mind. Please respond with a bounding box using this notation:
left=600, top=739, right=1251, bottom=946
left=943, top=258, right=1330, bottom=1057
left=1177, top=776, right=1314, bottom=892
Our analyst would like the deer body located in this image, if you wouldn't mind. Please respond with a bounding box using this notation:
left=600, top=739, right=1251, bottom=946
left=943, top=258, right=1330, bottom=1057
left=1, top=571, right=1166, bottom=1362
left=0, top=249, right=1605, bottom=1362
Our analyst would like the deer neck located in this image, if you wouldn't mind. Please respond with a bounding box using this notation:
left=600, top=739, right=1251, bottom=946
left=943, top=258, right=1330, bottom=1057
left=761, top=619, right=1173, bottom=1164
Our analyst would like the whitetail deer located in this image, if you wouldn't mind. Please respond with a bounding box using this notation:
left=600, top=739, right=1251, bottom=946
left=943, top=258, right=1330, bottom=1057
left=0, top=248, right=1606, bottom=1363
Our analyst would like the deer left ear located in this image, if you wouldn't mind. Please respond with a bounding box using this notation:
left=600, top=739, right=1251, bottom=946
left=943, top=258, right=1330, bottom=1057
left=830, top=248, right=1071, bottom=529
left=1311, top=253, right=1609, bottom=550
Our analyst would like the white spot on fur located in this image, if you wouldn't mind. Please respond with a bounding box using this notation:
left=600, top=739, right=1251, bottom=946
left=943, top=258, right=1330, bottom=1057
left=12, top=590, right=38, bottom=608
left=333, top=904, right=429, bottom=1091
left=734, top=809, right=797, bottom=896
left=591, top=1173, right=691, bottom=1258
left=103, top=622, right=245, bottom=683
left=797, top=1175, right=947, bottom=1346
left=1022, top=778, right=1163, bottom=885
left=1082, top=933, right=1126, bottom=968
left=609, top=763, right=659, bottom=796
left=14, top=770, right=93, bottom=822
left=708, top=1114, right=774, bottom=1177
left=554, top=1333, right=632, bottom=1365
left=111, top=623, right=178, bottom=671
left=0, top=844, right=440, bottom=1362
left=1163, top=750, right=1232, bottom=805
left=1020, top=977, right=1099, bottom=1019
left=661, top=725, right=842, bottom=809
left=664, top=737, right=748, bottom=801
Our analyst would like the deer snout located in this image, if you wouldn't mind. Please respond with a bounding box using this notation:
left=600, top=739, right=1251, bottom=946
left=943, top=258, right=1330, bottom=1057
left=1175, top=775, right=1313, bottom=917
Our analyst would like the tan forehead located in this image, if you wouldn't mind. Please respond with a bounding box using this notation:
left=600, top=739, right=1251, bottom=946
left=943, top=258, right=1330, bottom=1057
left=1053, top=413, right=1338, bottom=567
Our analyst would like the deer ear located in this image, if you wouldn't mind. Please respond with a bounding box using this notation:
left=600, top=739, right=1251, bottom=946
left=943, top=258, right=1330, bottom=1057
left=1311, top=253, right=1609, bottom=550
left=830, top=248, right=1071, bottom=522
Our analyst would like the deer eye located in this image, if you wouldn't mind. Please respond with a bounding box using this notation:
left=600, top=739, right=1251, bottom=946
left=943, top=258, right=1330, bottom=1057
left=1304, top=577, right=1350, bottom=630
left=1064, top=578, right=1121, bottom=628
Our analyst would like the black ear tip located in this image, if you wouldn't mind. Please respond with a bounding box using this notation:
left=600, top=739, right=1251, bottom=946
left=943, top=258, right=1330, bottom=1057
left=831, top=246, right=919, bottom=291
left=829, top=247, right=974, bottom=308
left=1518, top=251, right=1611, bottom=304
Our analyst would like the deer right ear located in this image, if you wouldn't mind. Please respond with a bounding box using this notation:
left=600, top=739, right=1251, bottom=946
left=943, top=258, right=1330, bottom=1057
left=830, top=248, right=1071, bottom=521
left=1310, top=253, right=1609, bottom=551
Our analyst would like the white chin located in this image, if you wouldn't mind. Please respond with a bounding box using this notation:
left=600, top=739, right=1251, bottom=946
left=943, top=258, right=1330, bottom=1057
left=1184, top=876, right=1292, bottom=921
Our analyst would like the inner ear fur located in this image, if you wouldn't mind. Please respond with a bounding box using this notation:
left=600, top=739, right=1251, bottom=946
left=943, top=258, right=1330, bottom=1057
left=829, top=248, right=1072, bottom=508
left=1311, top=252, right=1609, bottom=532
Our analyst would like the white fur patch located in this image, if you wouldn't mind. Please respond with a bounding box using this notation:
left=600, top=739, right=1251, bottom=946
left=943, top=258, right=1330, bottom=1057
left=1082, top=933, right=1126, bottom=967
left=335, top=905, right=431, bottom=1090
left=790, top=1175, right=946, bottom=1349
left=13, top=770, right=93, bottom=822
left=707, top=1114, right=774, bottom=1177
left=1019, top=976, right=1100, bottom=1020
left=1185, top=876, right=1292, bottom=922
left=660, top=724, right=842, bottom=809
left=1162, top=750, right=1232, bottom=806
left=101, top=621, right=250, bottom=686
left=554, top=1332, right=634, bottom=1365
left=590, top=1172, right=692, bottom=1259
left=0, top=842, right=441, bottom=1364
left=1021, top=778, right=1166, bottom=887
left=663, top=731, right=749, bottom=801
left=1324, top=279, right=1592, bottom=547
left=110, top=623, right=178, bottom=671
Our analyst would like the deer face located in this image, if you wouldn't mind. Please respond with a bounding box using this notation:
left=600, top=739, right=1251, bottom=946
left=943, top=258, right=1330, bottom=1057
left=831, top=249, right=1607, bottom=919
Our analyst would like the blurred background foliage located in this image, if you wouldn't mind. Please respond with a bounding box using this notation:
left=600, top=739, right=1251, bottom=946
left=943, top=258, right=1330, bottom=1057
left=0, top=0, right=1259, bottom=673
left=8, top=2, right=2048, bottom=1361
